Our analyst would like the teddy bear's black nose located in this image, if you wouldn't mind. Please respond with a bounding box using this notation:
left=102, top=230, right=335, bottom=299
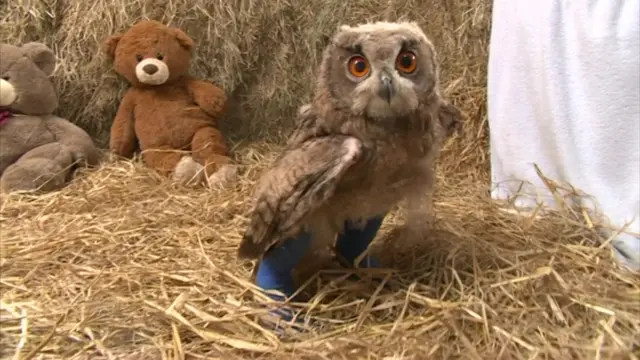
left=143, top=64, right=158, bottom=75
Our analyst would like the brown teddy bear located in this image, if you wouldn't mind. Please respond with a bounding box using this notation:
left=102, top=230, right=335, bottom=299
left=103, top=20, right=237, bottom=187
left=0, top=42, right=101, bottom=193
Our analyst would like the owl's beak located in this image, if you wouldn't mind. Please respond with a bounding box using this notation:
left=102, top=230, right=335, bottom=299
left=378, top=74, right=394, bottom=103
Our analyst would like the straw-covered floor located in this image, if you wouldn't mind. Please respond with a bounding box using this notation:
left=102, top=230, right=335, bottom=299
left=1, top=144, right=639, bottom=359
left=1, top=0, right=639, bottom=359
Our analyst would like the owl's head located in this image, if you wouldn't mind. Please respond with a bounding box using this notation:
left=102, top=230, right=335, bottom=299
left=317, top=21, right=440, bottom=122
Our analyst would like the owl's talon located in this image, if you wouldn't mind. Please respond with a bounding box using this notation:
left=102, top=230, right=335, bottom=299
left=260, top=305, right=308, bottom=334
left=255, top=290, right=310, bottom=336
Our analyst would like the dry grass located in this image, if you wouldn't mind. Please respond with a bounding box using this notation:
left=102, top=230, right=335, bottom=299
left=2, top=0, right=640, bottom=359
left=1, top=143, right=639, bottom=359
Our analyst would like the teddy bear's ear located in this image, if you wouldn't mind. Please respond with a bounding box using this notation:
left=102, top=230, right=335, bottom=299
left=21, top=42, right=56, bottom=76
left=171, top=28, right=195, bottom=51
left=103, top=34, right=122, bottom=61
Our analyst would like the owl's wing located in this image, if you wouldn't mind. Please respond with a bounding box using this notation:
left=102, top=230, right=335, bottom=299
left=237, top=135, right=363, bottom=259
left=438, top=101, right=464, bottom=138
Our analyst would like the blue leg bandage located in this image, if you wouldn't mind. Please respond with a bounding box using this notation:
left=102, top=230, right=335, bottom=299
left=335, top=215, right=385, bottom=268
left=255, top=230, right=313, bottom=300
left=254, top=215, right=385, bottom=330
left=254, top=231, right=312, bottom=328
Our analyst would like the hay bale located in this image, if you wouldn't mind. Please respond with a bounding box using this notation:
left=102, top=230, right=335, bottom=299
left=1, top=0, right=490, bottom=155
left=0, top=148, right=638, bottom=359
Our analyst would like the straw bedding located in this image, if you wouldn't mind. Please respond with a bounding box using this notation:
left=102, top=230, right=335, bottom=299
left=1, top=0, right=639, bottom=359
left=1, top=145, right=638, bottom=359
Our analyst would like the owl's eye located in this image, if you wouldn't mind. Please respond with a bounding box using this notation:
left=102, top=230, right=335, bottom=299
left=396, top=51, right=417, bottom=74
left=347, top=55, right=370, bottom=78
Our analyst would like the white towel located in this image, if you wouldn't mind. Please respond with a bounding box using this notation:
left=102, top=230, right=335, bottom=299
left=487, top=0, right=640, bottom=270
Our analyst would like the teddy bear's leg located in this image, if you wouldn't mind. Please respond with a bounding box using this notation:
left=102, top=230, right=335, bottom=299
left=0, top=142, right=75, bottom=193
left=191, top=127, right=238, bottom=188
left=141, top=147, right=204, bottom=185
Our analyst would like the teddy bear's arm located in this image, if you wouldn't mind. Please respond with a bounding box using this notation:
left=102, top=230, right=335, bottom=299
left=185, top=78, right=228, bottom=119
left=110, top=90, right=138, bottom=158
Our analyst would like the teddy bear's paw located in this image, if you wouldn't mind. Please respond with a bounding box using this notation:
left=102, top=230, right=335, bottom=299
left=172, top=156, right=205, bottom=186
left=207, top=164, right=239, bottom=190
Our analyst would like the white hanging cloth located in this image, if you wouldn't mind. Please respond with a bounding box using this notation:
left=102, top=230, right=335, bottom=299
left=487, top=0, right=640, bottom=270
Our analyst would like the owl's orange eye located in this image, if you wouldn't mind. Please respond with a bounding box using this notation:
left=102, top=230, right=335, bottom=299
left=347, top=55, right=370, bottom=78
left=396, top=51, right=417, bottom=74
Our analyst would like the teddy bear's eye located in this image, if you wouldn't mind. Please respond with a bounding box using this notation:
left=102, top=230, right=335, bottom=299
left=135, top=55, right=143, bottom=62
left=156, top=53, right=164, bottom=60
left=1, top=76, right=9, bottom=81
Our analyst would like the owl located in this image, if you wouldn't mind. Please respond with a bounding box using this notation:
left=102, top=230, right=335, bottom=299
left=237, top=21, right=462, bottom=303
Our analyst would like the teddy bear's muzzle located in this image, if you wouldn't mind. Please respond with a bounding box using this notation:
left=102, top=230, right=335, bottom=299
left=143, top=64, right=158, bottom=74
left=0, top=79, right=17, bottom=107
left=135, top=58, right=170, bottom=85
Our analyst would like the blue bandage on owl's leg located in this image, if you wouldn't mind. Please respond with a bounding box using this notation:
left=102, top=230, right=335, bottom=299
left=335, top=215, right=385, bottom=269
left=255, top=230, right=313, bottom=300
left=255, top=231, right=313, bottom=328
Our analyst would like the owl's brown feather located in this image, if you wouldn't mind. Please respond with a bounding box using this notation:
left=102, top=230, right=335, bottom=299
left=237, top=135, right=365, bottom=259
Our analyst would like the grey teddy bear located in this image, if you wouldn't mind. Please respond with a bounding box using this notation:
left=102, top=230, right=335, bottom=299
left=0, top=42, right=101, bottom=193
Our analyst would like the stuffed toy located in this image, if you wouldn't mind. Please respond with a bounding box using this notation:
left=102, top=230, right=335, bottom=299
left=103, top=20, right=237, bottom=187
left=0, top=42, right=101, bottom=193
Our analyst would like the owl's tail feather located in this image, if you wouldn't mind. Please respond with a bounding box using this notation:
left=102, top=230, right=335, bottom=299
left=237, top=237, right=266, bottom=260
left=238, top=198, right=280, bottom=259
